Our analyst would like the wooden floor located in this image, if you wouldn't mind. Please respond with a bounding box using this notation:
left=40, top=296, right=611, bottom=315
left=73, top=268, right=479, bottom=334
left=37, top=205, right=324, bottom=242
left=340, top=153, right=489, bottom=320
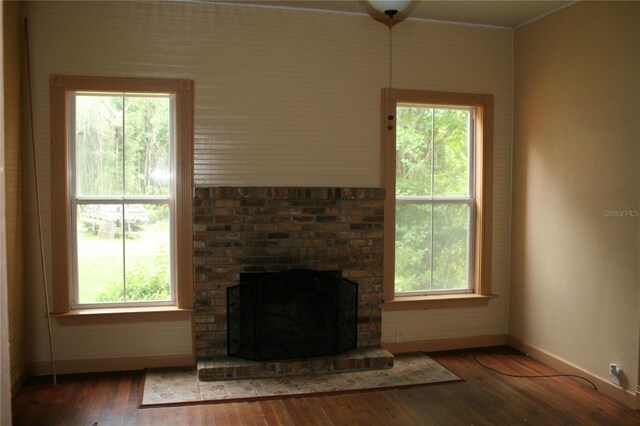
left=12, top=348, right=640, bottom=425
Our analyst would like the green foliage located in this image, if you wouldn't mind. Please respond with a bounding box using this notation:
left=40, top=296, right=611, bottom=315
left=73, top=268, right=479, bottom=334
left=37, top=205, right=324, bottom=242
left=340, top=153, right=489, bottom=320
left=395, top=204, right=431, bottom=292
left=96, top=249, right=170, bottom=303
left=396, top=106, right=470, bottom=196
left=395, top=105, right=472, bottom=293
left=75, top=95, right=171, bottom=197
left=146, top=204, right=170, bottom=223
left=124, top=96, right=171, bottom=196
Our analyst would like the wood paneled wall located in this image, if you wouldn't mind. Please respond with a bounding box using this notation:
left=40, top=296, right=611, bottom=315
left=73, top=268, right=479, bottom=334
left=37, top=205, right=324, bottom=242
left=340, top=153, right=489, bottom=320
left=23, top=1, right=511, bottom=366
left=3, top=0, right=27, bottom=393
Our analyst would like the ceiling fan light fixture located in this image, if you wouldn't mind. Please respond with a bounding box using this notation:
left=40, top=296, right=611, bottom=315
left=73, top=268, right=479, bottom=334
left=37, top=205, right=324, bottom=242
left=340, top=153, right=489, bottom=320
left=368, top=0, right=412, bottom=17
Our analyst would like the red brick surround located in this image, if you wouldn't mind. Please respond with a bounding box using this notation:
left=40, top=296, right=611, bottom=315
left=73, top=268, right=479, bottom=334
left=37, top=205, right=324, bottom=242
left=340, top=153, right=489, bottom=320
left=193, top=187, right=385, bottom=359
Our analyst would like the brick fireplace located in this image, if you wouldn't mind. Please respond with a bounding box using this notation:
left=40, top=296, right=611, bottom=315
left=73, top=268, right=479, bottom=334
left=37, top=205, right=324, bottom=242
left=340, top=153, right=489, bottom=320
left=192, top=187, right=385, bottom=362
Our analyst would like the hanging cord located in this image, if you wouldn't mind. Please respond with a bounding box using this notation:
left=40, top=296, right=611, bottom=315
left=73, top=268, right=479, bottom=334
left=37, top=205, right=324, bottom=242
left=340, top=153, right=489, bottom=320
left=386, top=13, right=395, bottom=128
left=472, top=350, right=597, bottom=391
left=388, top=18, right=393, bottom=90
left=23, top=18, right=57, bottom=387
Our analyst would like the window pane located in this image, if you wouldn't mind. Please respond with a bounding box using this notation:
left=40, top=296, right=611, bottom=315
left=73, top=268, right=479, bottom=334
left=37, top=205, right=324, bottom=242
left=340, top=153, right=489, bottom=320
left=396, top=106, right=433, bottom=197
left=75, top=203, right=171, bottom=304
left=124, top=96, right=172, bottom=196
left=432, top=203, right=470, bottom=291
left=76, top=203, right=124, bottom=303
left=395, top=203, right=432, bottom=293
left=122, top=204, right=171, bottom=302
left=433, top=108, right=471, bottom=197
left=75, top=95, right=124, bottom=196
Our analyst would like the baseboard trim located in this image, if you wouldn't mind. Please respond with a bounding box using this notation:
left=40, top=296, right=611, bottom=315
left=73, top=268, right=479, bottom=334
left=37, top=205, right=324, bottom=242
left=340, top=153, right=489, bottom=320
left=30, top=354, right=195, bottom=376
left=11, top=366, right=29, bottom=396
left=507, top=335, right=636, bottom=408
left=382, top=334, right=507, bottom=354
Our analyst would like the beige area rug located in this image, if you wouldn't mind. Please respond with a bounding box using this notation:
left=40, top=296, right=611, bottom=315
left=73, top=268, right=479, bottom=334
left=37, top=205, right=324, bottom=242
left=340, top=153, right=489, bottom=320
left=140, top=353, right=461, bottom=407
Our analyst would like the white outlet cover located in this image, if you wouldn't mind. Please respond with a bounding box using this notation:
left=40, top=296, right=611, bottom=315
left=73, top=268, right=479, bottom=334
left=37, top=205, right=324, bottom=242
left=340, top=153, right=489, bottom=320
left=612, top=375, right=621, bottom=386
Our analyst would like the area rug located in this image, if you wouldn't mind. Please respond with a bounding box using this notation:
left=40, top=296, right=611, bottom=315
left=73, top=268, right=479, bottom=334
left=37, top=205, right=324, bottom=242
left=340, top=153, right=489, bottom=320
left=140, top=353, right=461, bottom=407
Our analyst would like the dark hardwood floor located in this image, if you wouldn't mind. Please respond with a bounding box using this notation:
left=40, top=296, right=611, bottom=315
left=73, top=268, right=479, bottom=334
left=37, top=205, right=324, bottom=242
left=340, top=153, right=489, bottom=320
left=12, top=348, right=640, bottom=425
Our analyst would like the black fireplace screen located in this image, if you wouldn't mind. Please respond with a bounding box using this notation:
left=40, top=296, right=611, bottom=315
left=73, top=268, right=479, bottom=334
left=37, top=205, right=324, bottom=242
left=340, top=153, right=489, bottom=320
left=227, top=269, right=358, bottom=361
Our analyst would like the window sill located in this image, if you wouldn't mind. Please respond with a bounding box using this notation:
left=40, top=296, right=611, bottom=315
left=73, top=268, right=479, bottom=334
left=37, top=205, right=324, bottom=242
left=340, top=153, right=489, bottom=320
left=383, top=293, right=497, bottom=311
left=53, top=306, right=193, bottom=326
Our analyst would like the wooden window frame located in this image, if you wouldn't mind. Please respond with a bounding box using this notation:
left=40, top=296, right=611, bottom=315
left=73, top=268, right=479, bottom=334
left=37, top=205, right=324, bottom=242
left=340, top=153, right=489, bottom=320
left=382, top=88, right=494, bottom=311
left=50, top=75, right=194, bottom=322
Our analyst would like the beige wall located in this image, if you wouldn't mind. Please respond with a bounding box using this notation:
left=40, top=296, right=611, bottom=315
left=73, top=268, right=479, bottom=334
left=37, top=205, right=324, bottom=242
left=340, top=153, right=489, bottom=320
left=3, top=0, right=27, bottom=392
left=24, top=1, right=512, bottom=366
left=511, top=0, right=640, bottom=395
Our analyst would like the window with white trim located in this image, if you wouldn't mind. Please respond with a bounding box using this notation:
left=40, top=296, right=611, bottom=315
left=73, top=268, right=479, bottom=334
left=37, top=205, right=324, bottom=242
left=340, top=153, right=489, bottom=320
left=50, top=75, right=194, bottom=315
left=395, top=103, right=475, bottom=294
left=70, top=92, right=175, bottom=307
left=382, top=89, right=493, bottom=308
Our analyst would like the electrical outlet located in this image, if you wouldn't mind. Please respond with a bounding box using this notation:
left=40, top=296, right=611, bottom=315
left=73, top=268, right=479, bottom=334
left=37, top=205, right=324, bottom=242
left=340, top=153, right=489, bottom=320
left=609, top=363, right=622, bottom=386
left=395, top=330, right=405, bottom=343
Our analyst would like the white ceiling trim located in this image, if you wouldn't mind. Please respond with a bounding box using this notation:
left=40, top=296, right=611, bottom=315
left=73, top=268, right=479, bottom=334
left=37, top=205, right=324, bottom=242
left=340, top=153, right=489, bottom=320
left=190, top=0, right=516, bottom=30
left=406, top=15, right=511, bottom=30
left=197, top=0, right=369, bottom=17
left=514, top=1, right=578, bottom=29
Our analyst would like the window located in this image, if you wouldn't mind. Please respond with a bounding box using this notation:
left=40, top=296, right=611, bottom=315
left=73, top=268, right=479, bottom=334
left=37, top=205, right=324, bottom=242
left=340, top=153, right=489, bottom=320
left=50, top=76, right=194, bottom=316
left=382, top=89, right=493, bottom=310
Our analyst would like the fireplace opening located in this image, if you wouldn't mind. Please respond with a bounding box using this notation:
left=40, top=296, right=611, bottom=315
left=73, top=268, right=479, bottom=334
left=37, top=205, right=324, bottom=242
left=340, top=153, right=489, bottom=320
left=227, top=269, right=358, bottom=361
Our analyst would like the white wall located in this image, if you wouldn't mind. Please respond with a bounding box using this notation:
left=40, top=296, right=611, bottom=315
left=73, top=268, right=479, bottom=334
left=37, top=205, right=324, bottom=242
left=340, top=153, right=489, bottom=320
left=382, top=19, right=512, bottom=344
left=24, top=1, right=512, bottom=366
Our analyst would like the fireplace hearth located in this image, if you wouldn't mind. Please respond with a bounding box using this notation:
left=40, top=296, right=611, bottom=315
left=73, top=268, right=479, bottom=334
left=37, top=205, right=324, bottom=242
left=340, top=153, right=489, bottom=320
left=194, top=187, right=389, bottom=380
left=227, top=269, right=358, bottom=361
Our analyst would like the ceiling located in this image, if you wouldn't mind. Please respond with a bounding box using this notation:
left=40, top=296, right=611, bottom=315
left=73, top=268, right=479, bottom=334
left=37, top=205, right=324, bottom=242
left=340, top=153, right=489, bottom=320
left=208, top=1, right=577, bottom=28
